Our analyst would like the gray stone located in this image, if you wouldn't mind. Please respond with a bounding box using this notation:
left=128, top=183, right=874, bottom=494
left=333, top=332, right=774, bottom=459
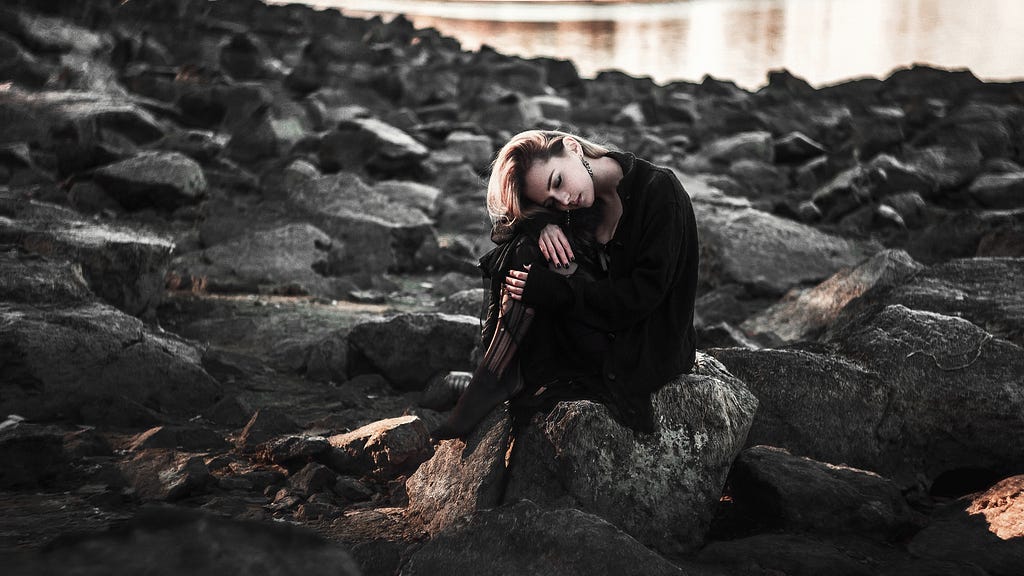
left=696, top=533, right=874, bottom=576
left=0, top=300, right=221, bottom=422
left=443, top=131, right=493, bottom=172
left=0, top=197, right=173, bottom=316
left=740, top=249, right=923, bottom=344
left=773, top=131, right=826, bottom=163
left=119, top=449, right=211, bottom=502
left=263, top=435, right=332, bottom=465
left=325, top=415, right=432, bottom=479
left=347, top=313, right=477, bottom=390
left=288, top=462, right=338, bottom=496
left=373, top=179, right=440, bottom=217
left=406, top=408, right=512, bottom=534
left=908, top=475, right=1024, bottom=576
left=319, top=118, right=428, bottom=174
left=731, top=446, right=920, bottom=539
left=504, top=353, right=758, bottom=555
left=170, top=223, right=342, bottom=297
left=437, top=288, right=485, bottom=317
left=968, top=172, right=1024, bottom=209
left=705, top=131, right=774, bottom=164
left=93, top=151, right=206, bottom=211
left=402, top=500, right=685, bottom=576
left=903, top=144, right=984, bottom=192
left=695, top=201, right=879, bottom=296
left=288, top=172, right=437, bottom=274
left=0, top=248, right=92, bottom=305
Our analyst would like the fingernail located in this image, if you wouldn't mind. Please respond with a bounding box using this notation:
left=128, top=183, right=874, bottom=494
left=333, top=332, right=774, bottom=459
left=570, top=257, right=575, bottom=262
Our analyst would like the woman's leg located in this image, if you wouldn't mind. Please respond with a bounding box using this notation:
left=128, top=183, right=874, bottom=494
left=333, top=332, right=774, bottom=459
left=431, top=290, right=535, bottom=440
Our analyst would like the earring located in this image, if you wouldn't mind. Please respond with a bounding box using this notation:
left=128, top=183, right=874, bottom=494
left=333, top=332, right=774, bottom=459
left=581, top=156, right=594, bottom=179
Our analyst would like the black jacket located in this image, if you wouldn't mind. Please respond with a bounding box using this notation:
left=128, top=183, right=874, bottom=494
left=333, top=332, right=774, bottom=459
left=521, top=151, right=699, bottom=396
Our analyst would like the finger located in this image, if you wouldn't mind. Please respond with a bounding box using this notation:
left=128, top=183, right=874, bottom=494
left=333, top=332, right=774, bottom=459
left=552, top=240, right=568, bottom=267
left=539, top=236, right=553, bottom=262
left=557, top=232, right=575, bottom=262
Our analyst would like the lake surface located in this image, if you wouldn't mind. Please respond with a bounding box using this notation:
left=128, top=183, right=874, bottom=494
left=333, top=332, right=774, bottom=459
left=294, top=0, right=1024, bottom=90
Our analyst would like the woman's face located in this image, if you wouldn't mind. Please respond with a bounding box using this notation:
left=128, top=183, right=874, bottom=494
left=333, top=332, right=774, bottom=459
left=522, top=148, right=594, bottom=212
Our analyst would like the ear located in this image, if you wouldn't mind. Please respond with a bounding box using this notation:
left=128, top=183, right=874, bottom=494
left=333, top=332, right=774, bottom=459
left=562, top=136, right=582, bottom=156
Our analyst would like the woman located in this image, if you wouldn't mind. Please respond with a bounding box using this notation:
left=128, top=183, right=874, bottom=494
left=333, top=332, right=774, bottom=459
left=432, top=130, right=699, bottom=440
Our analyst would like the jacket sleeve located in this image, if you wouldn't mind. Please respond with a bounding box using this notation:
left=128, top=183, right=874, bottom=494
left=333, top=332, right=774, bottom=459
left=521, top=171, right=686, bottom=332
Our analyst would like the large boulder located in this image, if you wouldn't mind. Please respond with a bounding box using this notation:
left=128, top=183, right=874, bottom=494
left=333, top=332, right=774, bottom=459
left=729, top=445, right=920, bottom=540
left=319, top=118, right=429, bottom=175
left=0, top=300, right=222, bottom=422
left=712, top=304, right=1024, bottom=486
left=288, top=172, right=438, bottom=273
left=325, top=415, right=432, bottom=479
left=740, top=249, right=923, bottom=344
left=93, top=151, right=207, bottom=211
left=504, top=352, right=758, bottom=555
left=0, top=197, right=173, bottom=316
left=908, top=475, right=1024, bottom=576
left=347, top=313, right=477, bottom=390
left=694, top=200, right=879, bottom=296
left=7, top=508, right=361, bottom=576
left=406, top=408, right=512, bottom=534
left=169, top=223, right=346, bottom=298
left=401, top=500, right=686, bottom=576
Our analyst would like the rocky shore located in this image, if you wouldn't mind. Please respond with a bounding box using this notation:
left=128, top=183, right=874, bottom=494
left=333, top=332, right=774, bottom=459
left=1, top=0, right=1022, bottom=574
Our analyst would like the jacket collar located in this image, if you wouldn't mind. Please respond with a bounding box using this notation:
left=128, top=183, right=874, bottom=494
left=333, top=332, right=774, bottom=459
left=606, top=150, right=637, bottom=203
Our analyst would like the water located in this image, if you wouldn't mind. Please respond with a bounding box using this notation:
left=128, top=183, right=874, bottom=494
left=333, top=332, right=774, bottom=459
left=294, top=0, right=1024, bottom=90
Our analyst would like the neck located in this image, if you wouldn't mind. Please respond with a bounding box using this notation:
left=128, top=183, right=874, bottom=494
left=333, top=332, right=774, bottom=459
left=592, top=155, right=623, bottom=203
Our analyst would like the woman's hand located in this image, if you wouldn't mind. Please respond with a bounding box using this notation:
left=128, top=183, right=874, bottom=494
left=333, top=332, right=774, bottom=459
left=504, top=264, right=530, bottom=301
left=538, top=224, right=574, bottom=268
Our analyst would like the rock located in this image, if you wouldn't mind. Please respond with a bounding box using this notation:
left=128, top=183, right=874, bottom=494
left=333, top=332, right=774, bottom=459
left=727, top=158, right=787, bottom=199
left=0, top=300, right=221, bottom=422
left=288, top=462, right=338, bottom=496
left=0, top=89, right=165, bottom=173
left=119, top=449, right=211, bottom=501
left=704, top=131, right=774, bottom=165
left=696, top=533, right=875, bottom=576
left=730, top=445, right=919, bottom=539
left=908, top=475, right=1024, bottom=576
left=347, top=313, right=477, bottom=390
left=838, top=257, right=1024, bottom=346
left=319, top=118, right=429, bottom=175
left=531, top=95, right=572, bottom=122
left=373, top=179, right=440, bottom=217
left=201, top=395, right=254, bottom=428
left=694, top=201, right=879, bottom=296
left=968, top=172, right=1024, bottom=209
left=93, top=151, right=207, bottom=211
left=773, top=131, right=827, bottom=163
left=866, top=153, right=937, bottom=197
left=443, top=131, right=493, bottom=172
left=880, top=191, right=928, bottom=229
left=402, top=500, right=686, bottom=576
left=406, top=407, right=512, bottom=534
left=0, top=33, right=52, bottom=88
left=504, top=353, right=758, bottom=555
left=127, top=425, right=230, bottom=452
left=0, top=248, right=92, bottom=305
left=236, top=408, right=301, bottom=451
left=288, top=172, right=437, bottom=274
left=325, top=415, right=432, bottom=479
left=418, top=371, right=471, bottom=411
left=219, top=32, right=278, bottom=80
left=224, top=108, right=307, bottom=164
left=7, top=507, right=361, bottom=576
left=170, top=223, right=344, bottom=298
left=712, top=304, right=1024, bottom=486
left=740, top=249, right=924, bottom=344
left=438, top=288, right=485, bottom=317
left=262, top=435, right=331, bottom=465
left=0, top=421, right=67, bottom=488
left=333, top=476, right=374, bottom=502
left=62, top=427, right=113, bottom=459
left=260, top=158, right=320, bottom=201
left=903, top=144, right=984, bottom=192
left=0, top=197, right=174, bottom=316
left=697, top=321, right=759, bottom=349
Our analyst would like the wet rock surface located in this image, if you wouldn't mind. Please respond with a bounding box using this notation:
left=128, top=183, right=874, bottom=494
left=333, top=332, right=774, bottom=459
left=2, top=0, right=1023, bottom=573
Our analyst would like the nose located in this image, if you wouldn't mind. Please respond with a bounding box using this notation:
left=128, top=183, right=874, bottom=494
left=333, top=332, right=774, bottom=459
left=557, top=190, right=572, bottom=208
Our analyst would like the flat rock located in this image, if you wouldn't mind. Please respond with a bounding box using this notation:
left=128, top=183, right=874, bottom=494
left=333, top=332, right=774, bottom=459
left=504, top=352, right=758, bottom=555
left=741, top=249, right=923, bottom=344
left=406, top=407, right=512, bottom=534
left=968, top=172, right=1024, bottom=209
left=347, top=313, right=477, bottom=390
left=288, top=171, right=437, bottom=273
left=0, top=300, right=221, bottom=422
left=0, top=248, right=92, bottom=305
left=373, top=179, right=441, bottom=217
left=730, top=445, right=920, bottom=540
left=0, top=197, right=174, bottom=316
left=694, top=201, right=879, bottom=296
left=93, top=151, right=207, bottom=211
left=7, top=507, right=360, bottom=576
left=119, top=449, right=211, bottom=502
left=402, top=500, right=685, bottom=576
left=319, top=118, right=429, bottom=175
left=908, top=475, right=1024, bottom=576
left=326, top=415, right=432, bottom=479
left=170, top=223, right=346, bottom=298
left=704, top=130, right=774, bottom=164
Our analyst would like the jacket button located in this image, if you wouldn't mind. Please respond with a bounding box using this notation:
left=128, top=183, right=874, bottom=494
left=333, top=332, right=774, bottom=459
left=607, top=373, right=617, bottom=381
left=607, top=332, right=616, bottom=340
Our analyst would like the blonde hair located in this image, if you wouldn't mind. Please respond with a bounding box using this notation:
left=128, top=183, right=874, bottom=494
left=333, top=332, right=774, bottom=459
left=487, top=130, right=610, bottom=224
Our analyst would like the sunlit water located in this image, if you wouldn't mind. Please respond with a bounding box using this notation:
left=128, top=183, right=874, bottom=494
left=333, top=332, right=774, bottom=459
left=290, top=0, right=1024, bottom=90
